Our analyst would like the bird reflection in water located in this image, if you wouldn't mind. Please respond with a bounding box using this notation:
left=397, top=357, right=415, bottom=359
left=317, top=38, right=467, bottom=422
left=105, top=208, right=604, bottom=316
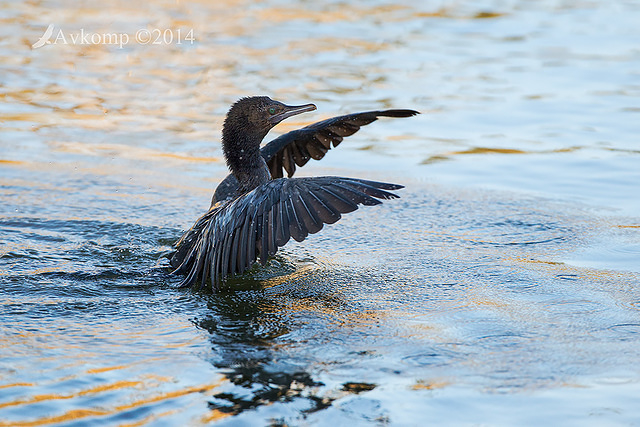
left=192, top=265, right=385, bottom=417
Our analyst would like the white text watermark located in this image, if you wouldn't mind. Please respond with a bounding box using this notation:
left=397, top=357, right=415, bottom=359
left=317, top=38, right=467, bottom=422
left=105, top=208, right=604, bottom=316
left=32, top=24, right=196, bottom=49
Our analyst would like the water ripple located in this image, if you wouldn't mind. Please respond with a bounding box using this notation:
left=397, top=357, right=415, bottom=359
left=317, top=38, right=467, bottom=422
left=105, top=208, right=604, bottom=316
left=2, top=0, right=640, bottom=425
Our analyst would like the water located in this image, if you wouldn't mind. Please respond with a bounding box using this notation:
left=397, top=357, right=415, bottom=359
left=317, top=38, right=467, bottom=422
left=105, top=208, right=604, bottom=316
left=2, top=0, right=640, bottom=425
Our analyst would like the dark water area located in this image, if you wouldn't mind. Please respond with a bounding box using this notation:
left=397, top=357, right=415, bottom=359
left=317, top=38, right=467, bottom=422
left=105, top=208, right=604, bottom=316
left=2, top=0, right=640, bottom=425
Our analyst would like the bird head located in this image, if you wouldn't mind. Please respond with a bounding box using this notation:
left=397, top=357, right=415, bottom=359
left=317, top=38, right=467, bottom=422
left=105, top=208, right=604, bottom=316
left=223, top=96, right=317, bottom=144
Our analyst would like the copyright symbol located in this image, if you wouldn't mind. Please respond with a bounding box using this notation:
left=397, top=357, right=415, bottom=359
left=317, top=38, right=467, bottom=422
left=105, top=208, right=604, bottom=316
left=136, top=29, right=151, bottom=44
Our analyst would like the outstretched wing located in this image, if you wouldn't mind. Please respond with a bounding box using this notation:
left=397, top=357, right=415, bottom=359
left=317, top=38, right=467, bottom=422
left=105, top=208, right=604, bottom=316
left=210, top=109, right=418, bottom=206
left=173, top=177, right=403, bottom=291
left=263, top=109, right=419, bottom=179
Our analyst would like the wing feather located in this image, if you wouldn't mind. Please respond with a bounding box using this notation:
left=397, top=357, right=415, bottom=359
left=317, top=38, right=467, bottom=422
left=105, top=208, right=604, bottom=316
left=275, top=193, right=290, bottom=246
left=247, top=218, right=257, bottom=270
left=237, top=215, right=250, bottom=272
left=304, top=187, right=341, bottom=224
left=171, top=176, right=403, bottom=290
left=260, top=213, right=269, bottom=265
left=285, top=195, right=308, bottom=242
left=220, top=232, right=231, bottom=281
left=267, top=204, right=277, bottom=257
left=293, top=189, right=324, bottom=233
left=314, top=186, right=359, bottom=213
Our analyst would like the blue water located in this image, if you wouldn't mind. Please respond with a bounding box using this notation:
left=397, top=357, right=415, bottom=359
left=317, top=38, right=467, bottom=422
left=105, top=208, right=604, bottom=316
left=1, top=1, right=640, bottom=425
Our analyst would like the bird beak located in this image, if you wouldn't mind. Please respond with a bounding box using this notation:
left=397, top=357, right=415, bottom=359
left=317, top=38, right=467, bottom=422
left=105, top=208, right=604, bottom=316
left=270, top=103, right=317, bottom=125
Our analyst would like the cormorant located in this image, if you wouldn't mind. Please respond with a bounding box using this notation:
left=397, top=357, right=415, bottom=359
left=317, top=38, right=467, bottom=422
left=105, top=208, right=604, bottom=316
left=170, top=96, right=419, bottom=290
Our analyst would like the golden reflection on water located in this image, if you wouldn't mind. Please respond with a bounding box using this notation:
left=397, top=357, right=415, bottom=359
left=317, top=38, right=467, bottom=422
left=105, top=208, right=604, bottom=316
left=0, top=380, right=144, bottom=410
left=257, top=4, right=408, bottom=24
left=233, top=265, right=393, bottom=334
left=0, top=379, right=227, bottom=427
left=1, top=318, right=227, bottom=426
left=411, top=379, right=450, bottom=390
left=52, top=141, right=219, bottom=163
left=1, top=0, right=460, bottom=141
left=0, top=383, right=35, bottom=390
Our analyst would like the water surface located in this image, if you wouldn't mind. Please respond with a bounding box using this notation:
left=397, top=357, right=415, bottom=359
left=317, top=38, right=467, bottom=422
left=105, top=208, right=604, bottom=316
left=1, top=0, right=640, bottom=425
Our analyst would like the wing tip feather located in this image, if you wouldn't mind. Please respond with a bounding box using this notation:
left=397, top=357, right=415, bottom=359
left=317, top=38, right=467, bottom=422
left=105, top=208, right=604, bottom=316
left=377, top=109, right=420, bottom=118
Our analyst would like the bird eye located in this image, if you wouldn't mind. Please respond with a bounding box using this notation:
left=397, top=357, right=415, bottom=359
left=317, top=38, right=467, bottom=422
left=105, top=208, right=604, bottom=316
left=268, top=107, right=276, bottom=115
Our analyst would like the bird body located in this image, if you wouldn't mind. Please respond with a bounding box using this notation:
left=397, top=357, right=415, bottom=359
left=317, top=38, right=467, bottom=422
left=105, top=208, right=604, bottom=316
left=170, top=97, right=418, bottom=290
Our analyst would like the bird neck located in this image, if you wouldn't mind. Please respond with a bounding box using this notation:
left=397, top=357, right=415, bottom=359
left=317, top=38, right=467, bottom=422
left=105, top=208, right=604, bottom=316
left=222, top=124, right=271, bottom=195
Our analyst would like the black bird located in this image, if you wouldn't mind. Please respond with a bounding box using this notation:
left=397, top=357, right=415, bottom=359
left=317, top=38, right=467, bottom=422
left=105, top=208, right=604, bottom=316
left=170, top=96, right=419, bottom=290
